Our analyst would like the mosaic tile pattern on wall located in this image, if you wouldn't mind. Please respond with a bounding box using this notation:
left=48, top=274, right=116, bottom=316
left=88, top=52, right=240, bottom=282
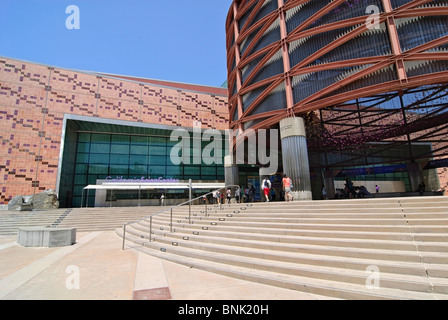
left=0, top=57, right=229, bottom=204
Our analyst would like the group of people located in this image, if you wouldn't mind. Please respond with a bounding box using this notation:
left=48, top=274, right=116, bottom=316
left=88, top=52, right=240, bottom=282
left=260, top=174, right=294, bottom=202
left=160, top=176, right=430, bottom=206
left=205, top=174, right=295, bottom=205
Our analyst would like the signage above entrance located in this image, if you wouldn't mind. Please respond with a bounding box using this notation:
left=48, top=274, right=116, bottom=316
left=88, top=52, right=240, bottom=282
left=104, top=176, right=180, bottom=184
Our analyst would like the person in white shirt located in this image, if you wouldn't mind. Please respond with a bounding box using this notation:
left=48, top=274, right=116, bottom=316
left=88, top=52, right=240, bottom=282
left=261, top=178, right=272, bottom=202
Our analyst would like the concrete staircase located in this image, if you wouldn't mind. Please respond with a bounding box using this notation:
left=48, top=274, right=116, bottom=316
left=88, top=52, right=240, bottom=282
left=116, top=197, right=448, bottom=300
left=0, top=207, right=162, bottom=235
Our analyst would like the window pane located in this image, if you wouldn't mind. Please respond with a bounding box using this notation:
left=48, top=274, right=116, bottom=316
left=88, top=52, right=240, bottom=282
left=149, top=155, right=167, bottom=165
left=74, top=175, right=87, bottom=185
left=167, top=166, right=182, bottom=177
left=148, top=166, right=166, bottom=176
left=149, top=146, right=167, bottom=155
left=184, top=166, right=200, bottom=175
left=131, top=136, right=148, bottom=145
left=149, top=137, right=166, bottom=145
left=78, top=133, right=91, bottom=143
left=200, top=166, right=216, bottom=175
left=76, top=153, right=89, bottom=164
left=89, top=165, right=108, bottom=175
left=91, top=134, right=110, bottom=143
left=91, top=143, right=110, bottom=154
left=130, top=155, right=148, bottom=165
left=130, top=164, right=148, bottom=175
left=89, top=154, right=110, bottom=164
left=77, top=142, right=90, bottom=153
left=75, top=164, right=88, bottom=174
left=111, top=135, right=130, bottom=144
left=130, top=145, right=148, bottom=155
left=110, top=154, right=129, bottom=165
left=109, top=165, right=129, bottom=175
left=111, top=144, right=130, bottom=154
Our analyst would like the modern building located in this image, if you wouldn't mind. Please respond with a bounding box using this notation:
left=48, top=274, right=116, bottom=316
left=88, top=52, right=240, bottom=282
left=1, top=1, right=448, bottom=208
left=225, top=0, right=448, bottom=199
left=0, top=57, right=229, bottom=208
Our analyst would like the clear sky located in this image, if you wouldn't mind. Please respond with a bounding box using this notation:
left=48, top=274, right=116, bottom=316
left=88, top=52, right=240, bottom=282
left=0, top=0, right=233, bottom=87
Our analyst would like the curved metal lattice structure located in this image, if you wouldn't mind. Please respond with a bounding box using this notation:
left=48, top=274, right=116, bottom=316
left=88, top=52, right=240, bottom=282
left=226, top=0, right=448, bottom=168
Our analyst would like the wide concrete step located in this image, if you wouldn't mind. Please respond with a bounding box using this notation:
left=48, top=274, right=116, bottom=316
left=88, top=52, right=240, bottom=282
left=131, top=210, right=448, bottom=248
left=148, top=221, right=448, bottom=243
left=125, top=223, right=448, bottom=266
left=153, top=213, right=448, bottom=227
left=118, top=230, right=448, bottom=300
left=0, top=207, right=162, bottom=235
left=141, top=215, right=448, bottom=236
left=127, top=225, right=448, bottom=278
left=116, top=197, right=448, bottom=299
left=131, top=218, right=448, bottom=253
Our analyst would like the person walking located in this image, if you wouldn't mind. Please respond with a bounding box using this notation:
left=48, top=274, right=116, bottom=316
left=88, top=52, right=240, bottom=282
left=160, top=194, right=165, bottom=206
left=282, top=175, right=293, bottom=202
left=226, top=188, right=232, bottom=205
left=250, top=184, right=255, bottom=202
left=235, top=186, right=241, bottom=203
left=261, top=177, right=272, bottom=202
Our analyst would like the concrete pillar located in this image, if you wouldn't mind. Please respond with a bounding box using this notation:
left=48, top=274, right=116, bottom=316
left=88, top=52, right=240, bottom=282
left=224, top=155, right=239, bottom=187
left=323, top=168, right=335, bottom=200
left=407, top=162, right=423, bottom=192
left=280, top=117, right=312, bottom=201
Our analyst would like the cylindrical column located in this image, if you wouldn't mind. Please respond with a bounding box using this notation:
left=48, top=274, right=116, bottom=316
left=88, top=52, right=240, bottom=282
left=323, top=168, right=335, bottom=200
left=407, top=162, right=424, bottom=193
left=280, top=117, right=312, bottom=201
left=224, top=155, right=239, bottom=187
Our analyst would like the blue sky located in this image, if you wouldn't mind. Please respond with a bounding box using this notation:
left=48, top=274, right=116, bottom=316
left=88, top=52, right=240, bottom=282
left=0, top=0, right=233, bottom=87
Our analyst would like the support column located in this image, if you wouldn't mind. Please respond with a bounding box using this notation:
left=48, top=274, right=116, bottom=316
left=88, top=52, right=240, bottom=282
left=224, top=155, right=239, bottom=188
left=408, top=162, right=423, bottom=193
left=323, top=168, right=335, bottom=200
left=280, top=117, right=312, bottom=201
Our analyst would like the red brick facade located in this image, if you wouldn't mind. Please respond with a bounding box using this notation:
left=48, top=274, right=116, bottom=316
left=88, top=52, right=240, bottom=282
left=0, top=58, right=229, bottom=204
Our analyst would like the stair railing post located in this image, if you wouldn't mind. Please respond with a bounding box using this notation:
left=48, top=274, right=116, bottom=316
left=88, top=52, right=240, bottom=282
left=149, top=217, right=152, bottom=243
left=170, top=208, right=173, bottom=233
left=122, top=224, right=126, bottom=250
left=189, top=179, right=192, bottom=224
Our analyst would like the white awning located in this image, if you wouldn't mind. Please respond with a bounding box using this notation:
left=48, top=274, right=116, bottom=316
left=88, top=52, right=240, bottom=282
left=83, top=182, right=225, bottom=191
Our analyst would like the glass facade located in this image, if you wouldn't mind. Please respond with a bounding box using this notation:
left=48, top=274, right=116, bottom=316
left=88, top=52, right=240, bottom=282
left=227, top=0, right=448, bottom=130
left=59, top=120, right=225, bottom=207
left=227, top=1, right=448, bottom=198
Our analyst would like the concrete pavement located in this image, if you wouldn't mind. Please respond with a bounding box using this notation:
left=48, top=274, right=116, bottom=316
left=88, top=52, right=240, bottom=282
left=0, top=231, right=327, bottom=300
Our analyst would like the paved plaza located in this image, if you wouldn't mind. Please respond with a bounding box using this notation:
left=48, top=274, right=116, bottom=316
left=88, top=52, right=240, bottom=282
left=0, top=231, right=324, bottom=300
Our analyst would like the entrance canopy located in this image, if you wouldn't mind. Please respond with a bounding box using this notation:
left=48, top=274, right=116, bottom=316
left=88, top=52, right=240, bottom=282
left=83, top=182, right=225, bottom=191
left=81, top=181, right=226, bottom=208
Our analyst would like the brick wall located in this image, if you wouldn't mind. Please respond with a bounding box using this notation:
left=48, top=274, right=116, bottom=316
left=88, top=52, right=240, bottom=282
left=0, top=58, right=229, bottom=204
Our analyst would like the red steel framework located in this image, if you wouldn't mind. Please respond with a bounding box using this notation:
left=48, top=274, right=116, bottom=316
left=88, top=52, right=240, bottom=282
left=226, top=0, right=448, bottom=135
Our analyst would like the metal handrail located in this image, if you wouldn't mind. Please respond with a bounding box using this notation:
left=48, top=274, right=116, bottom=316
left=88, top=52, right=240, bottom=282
left=122, top=184, right=241, bottom=250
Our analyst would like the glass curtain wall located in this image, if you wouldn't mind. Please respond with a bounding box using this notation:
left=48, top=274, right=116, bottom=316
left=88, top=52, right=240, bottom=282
left=59, top=120, right=225, bottom=207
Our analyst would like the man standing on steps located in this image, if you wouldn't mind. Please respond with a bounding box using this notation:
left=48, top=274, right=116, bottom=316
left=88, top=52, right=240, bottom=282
left=261, top=177, right=272, bottom=202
